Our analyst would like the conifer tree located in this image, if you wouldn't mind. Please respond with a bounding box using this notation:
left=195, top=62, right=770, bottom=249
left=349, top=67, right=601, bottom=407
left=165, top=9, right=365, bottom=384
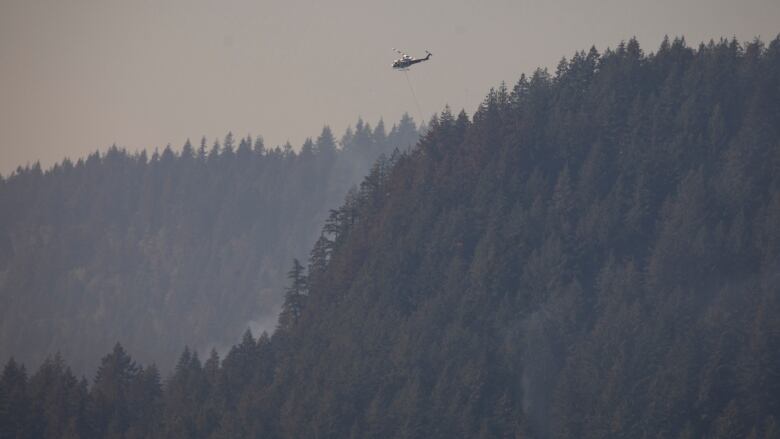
left=89, top=343, right=141, bottom=437
left=316, top=126, right=338, bottom=158
left=0, top=358, right=31, bottom=438
left=278, top=259, right=308, bottom=330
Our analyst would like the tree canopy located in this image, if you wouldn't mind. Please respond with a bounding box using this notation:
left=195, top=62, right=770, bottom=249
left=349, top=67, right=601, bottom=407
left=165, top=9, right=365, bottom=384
left=2, top=36, right=780, bottom=438
left=0, top=116, right=420, bottom=374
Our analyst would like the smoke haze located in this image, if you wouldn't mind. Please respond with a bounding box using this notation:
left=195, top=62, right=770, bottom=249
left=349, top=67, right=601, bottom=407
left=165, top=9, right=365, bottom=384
left=2, top=0, right=779, bottom=175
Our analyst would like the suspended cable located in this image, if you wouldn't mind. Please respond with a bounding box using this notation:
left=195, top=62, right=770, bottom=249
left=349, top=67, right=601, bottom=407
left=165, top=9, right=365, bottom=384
left=403, top=70, right=425, bottom=126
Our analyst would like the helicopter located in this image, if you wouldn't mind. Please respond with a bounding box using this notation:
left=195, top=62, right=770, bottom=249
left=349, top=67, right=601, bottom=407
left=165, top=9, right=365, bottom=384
left=392, top=48, right=432, bottom=70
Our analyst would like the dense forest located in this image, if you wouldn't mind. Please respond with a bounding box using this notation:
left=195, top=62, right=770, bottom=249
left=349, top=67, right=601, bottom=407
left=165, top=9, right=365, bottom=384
left=0, top=116, right=420, bottom=374
left=2, top=35, right=780, bottom=438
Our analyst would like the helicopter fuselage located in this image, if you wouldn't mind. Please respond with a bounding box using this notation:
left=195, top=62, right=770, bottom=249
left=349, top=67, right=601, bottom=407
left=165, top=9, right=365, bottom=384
left=392, top=52, right=432, bottom=70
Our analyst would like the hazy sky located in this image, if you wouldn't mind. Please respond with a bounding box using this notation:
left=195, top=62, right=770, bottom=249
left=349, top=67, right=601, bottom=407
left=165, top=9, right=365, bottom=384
left=1, top=0, right=778, bottom=176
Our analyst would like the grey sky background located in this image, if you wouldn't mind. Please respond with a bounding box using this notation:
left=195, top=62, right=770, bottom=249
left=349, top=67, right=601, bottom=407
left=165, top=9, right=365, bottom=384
left=1, top=0, right=778, bottom=176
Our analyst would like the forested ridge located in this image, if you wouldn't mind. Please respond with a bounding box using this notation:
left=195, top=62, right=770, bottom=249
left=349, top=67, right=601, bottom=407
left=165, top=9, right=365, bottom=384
left=0, top=115, right=420, bottom=374
left=2, top=36, right=780, bottom=438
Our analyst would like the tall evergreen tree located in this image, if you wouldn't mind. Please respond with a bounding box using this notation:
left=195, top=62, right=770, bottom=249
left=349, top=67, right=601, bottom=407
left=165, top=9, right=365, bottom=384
left=278, top=259, right=308, bottom=331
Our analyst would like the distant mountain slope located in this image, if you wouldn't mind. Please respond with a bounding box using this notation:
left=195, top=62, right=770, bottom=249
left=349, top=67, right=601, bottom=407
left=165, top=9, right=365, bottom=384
left=0, top=115, right=419, bottom=374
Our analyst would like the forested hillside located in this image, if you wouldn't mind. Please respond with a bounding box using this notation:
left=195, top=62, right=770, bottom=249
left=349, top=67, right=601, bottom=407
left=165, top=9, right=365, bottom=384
left=0, top=115, right=419, bottom=374
left=2, top=36, right=780, bottom=438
